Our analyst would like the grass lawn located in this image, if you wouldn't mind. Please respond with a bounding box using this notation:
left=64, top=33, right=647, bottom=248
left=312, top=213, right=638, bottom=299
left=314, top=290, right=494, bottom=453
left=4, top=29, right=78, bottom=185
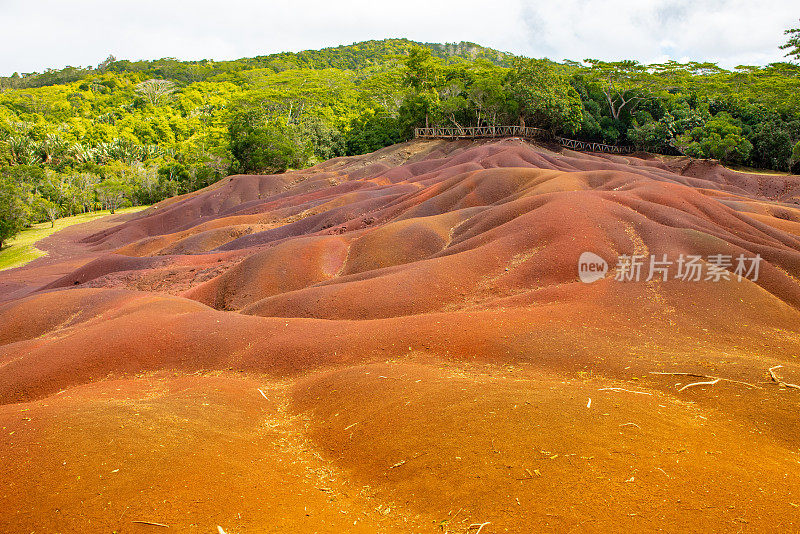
left=0, top=206, right=148, bottom=271
left=728, top=164, right=791, bottom=176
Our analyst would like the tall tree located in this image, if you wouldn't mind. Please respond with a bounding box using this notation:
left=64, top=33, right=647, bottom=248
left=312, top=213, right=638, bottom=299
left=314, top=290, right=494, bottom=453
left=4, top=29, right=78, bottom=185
left=227, top=107, right=306, bottom=174
left=35, top=196, right=59, bottom=228
left=583, top=60, right=659, bottom=120
left=402, top=47, right=442, bottom=91
left=402, top=47, right=443, bottom=128
left=96, top=178, right=131, bottom=214
left=792, top=141, right=800, bottom=172
left=135, top=79, right=177, bottom=106
left=781, top=20, right=800, bottom=63
left=0, top=177, right=29, bottom=248
left=506, top=58, right=583, bottom=134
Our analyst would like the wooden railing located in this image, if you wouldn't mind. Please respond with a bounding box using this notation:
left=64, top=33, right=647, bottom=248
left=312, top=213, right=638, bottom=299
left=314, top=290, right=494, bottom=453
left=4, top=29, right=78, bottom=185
left=553, top=136, right=634, bottom=155
left=414, top=126, right=634, bottom=155
left=413, top=125, right=548, bottom=139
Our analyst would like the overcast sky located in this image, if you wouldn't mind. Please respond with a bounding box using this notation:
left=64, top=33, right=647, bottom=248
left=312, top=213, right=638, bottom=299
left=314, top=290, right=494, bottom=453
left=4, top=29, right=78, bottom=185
left=0, top=0, right=797, bottom=75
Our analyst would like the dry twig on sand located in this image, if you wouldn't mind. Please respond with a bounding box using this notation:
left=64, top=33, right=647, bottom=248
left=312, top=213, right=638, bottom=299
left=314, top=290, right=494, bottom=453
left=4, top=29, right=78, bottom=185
left=678, top=378, right=720, bottom=391
left=649, top=372, right=759, bottom=390
left=131, top=520, right=169, bottom=527
left=388, top=451, right=426, bottom=470
left=526, top=468, right=536, bottom=478
left=768, top=365, right=800, bottom=390
left=597, top=387, right=652, bottom=396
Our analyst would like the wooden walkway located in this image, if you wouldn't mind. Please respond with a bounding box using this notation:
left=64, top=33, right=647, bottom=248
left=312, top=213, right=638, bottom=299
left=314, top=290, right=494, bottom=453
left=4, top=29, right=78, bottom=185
left=414, top=126, right=634, bottom=155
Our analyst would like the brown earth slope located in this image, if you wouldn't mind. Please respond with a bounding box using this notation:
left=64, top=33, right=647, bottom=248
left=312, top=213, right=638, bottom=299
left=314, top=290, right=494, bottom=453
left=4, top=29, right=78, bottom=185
left=1, top=138, right=800, bottom=533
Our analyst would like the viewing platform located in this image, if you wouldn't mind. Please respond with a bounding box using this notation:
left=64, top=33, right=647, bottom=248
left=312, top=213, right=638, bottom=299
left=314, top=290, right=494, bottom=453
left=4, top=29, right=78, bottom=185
left=414, top=125, right=635, bottom=155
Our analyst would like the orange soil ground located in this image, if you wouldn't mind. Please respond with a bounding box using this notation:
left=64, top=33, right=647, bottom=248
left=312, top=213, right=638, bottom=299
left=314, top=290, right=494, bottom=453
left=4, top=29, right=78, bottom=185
left=2, top=138, right=800, bottom=533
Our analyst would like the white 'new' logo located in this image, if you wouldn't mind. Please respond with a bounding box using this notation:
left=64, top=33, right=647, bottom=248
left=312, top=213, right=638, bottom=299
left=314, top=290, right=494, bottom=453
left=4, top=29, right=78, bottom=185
left=578, top=252, right=608, bottom=283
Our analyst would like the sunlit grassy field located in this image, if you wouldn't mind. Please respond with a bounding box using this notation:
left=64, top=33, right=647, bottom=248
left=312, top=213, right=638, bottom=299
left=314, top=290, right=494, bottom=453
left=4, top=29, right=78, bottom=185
left=0, top=206, right=148, bottom=271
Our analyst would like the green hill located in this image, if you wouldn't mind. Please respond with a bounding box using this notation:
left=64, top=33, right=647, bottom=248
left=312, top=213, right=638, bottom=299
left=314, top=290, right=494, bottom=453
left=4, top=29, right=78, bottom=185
left=0, top=39, right=512, bottom=89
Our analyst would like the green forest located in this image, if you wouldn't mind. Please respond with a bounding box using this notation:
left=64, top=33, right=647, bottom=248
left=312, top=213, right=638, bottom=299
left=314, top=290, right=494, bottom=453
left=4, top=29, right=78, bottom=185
left=1, top=32, right=800, bottom=247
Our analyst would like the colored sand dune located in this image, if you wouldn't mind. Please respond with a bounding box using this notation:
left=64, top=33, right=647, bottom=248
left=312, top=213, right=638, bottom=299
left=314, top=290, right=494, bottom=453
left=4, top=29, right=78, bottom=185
left=1, top=139, right=800, bottom=532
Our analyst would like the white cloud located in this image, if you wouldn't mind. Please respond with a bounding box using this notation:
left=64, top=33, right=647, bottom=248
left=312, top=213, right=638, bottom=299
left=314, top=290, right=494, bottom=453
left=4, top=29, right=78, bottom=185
left=0, top=0, right=796, bottom=75
left=517, top=0, right=798, bottom=66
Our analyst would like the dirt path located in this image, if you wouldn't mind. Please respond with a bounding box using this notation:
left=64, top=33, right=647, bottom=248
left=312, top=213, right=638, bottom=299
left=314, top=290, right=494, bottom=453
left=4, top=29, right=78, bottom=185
left=0, top=209, right=146, bottom=303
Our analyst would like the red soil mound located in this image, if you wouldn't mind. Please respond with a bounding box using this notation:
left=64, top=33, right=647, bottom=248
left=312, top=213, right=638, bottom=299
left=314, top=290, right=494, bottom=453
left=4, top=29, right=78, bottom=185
left=2, top=138, right=800, bottom=532
left=293, top=361, right=800, bottom=532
